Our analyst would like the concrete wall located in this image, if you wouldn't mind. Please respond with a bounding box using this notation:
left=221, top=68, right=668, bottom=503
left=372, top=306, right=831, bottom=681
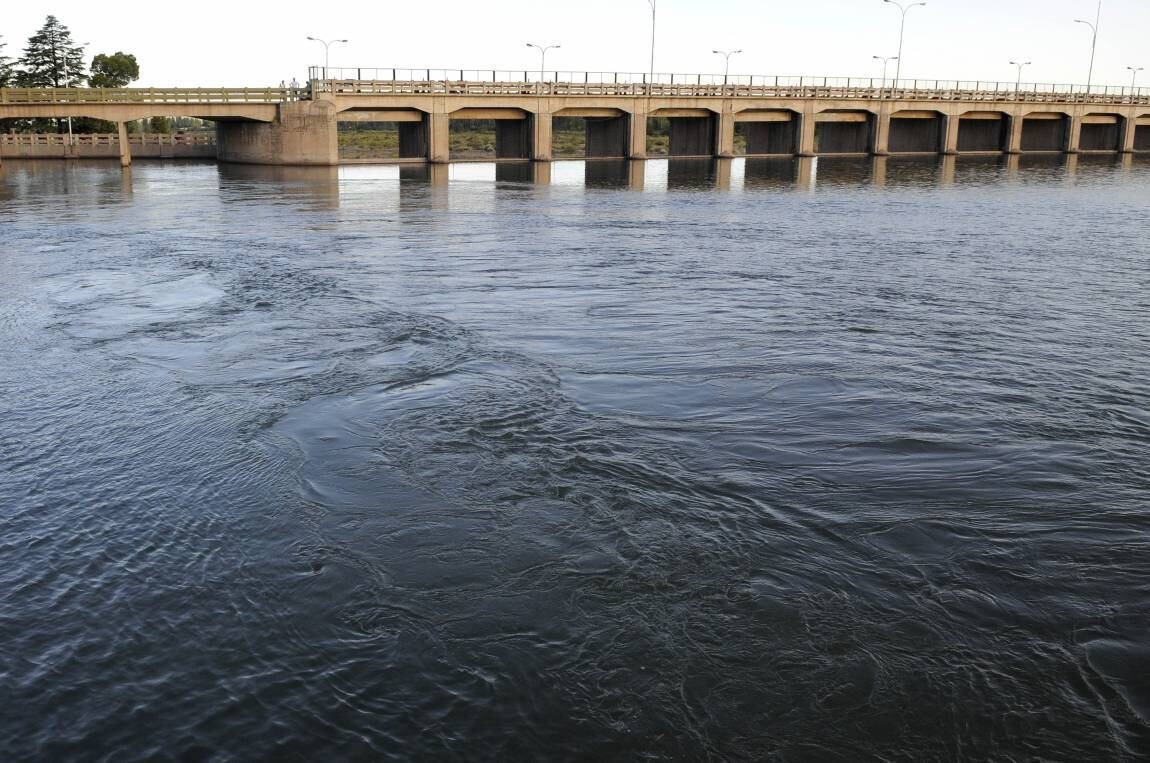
left=216, top=100, right=338, bottom=166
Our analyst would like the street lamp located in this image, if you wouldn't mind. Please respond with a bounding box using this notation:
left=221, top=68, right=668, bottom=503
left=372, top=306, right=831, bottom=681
left=646, top=0, right=657, bottom=87
left=306, top=37, right=348, bottom=79
left=1073, top=0, right=1102, bottom=93
left=713, top=49, right=742, bottom=85
left=882, top=0, right=926, bottom=85
left=1010, top=61, right=1032, bottom=93
left=873, top=55, right=899, bottom=93
left=526, top=43, right=561, bottom=84
left=1128, top=66, right=1144, bottom=90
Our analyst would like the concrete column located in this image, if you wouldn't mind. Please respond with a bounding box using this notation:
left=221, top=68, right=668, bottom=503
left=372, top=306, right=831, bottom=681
left=943, top=113, right=961, bottom=154
left=716, top=110, right=736, bottom=158
left=872, top=109, right=891, bottom=156
left=1121, top=116, right=1138, bottom=153
left=798, top=107, right=817, bottom=156
left=117, top=122, right=132, bottom=167
left=1066, top=115, right=1082, bottom=153
left=429, top=112, right=450, bottom=164
left=532, top=112, right=553, bottom=162
left=628, top=112, right=648, bottom=159
left=1007, top=113, right=1024, bottom=154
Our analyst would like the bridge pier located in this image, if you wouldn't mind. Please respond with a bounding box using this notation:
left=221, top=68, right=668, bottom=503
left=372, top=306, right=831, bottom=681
left=872, top=107, right=892, bottom=155
left=1121, top=118, right=1139, bottom=153
left=716, top=112, right=736, bottom=158
left=532, top=113, right=552, bottom=161
left=429, top=113, right=450, bottom=163
left=216, top=100, right=338, bottom=165
left=117, top=122, right=131, bottom=167
left=1007, top=115, right=1024, bottom=154
left=629, top=110, right=648, bottom=159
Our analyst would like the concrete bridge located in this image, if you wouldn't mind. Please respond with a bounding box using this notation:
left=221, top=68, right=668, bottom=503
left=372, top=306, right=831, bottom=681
left=2, top=71, right=1149, bottom=166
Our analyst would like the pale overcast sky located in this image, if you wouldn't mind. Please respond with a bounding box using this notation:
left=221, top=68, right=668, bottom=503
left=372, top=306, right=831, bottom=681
left=3, top=0, right=1148, bottom=88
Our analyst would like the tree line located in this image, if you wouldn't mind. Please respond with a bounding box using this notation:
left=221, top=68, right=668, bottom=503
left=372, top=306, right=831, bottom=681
left=1, top=16, right=139, bottom=89
left=0, top=15, right=185, bottom=134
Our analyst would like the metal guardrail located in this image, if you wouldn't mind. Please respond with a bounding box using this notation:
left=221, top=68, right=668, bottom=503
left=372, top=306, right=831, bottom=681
left=310, top=67, right=1150, bottom=105
left=0, top=87, right=306, bottom=104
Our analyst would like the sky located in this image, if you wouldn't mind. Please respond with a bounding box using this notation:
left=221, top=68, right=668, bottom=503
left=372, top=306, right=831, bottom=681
left=2, top=0, right=1148, bottom=89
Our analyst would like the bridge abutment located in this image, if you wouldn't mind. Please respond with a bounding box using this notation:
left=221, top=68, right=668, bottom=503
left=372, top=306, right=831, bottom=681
left=217, top=100, right=338, bottom=166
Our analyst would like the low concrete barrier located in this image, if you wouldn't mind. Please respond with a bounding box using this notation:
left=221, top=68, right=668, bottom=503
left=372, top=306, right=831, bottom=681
left=0, top=132, right=216, bottom=160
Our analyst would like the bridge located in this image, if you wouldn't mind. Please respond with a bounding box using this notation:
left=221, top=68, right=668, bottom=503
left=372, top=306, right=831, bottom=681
left=2, top=70, right=1149, bottom=166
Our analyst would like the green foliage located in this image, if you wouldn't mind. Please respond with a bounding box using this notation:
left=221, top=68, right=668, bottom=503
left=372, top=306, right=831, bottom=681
left=0, top=36, right=13, bottom=87
left=15, top=15, right=86, bottom=88
left=89, top=51, right=139, bottom=88
left=149, top=116, right=171, bottom=133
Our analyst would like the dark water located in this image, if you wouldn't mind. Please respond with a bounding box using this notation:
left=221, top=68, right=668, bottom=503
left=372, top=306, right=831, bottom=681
left=2, top=155, right=1150, bottom=761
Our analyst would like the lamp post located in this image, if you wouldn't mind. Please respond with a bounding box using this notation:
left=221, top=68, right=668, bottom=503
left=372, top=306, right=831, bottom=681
left=1010, top=60, right=1032, bottom=93
left=713, top=49, right=742, bottom=85
left=306, top=37, right=348, bottom=79
left=873, top=55, right=899, bottom=95
left=646, top=0, right=657, bottom=88
left=1073, top=0, right=1102, bottom=94
left=1128, top=66, right=1144, bottom=90
left=526, top=43, right=561, bottom=85
left=882, top=0, right=926, bottom=85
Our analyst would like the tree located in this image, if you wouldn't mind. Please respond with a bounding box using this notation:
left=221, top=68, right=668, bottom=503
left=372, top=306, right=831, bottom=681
left=89, top=52, right=139, bottom=88
left=15, top=15, right=86, bottom=88
left=0, top=36, right=13, bottom=87
left=149, top=116, right=171, bottom=134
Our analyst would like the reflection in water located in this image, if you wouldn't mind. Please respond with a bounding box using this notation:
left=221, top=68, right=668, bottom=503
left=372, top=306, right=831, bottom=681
left=217, top=163, right=341, bottom=209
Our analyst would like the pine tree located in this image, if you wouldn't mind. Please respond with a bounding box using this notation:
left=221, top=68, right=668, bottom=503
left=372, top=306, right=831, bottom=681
left=0, top=36, right=13, bottom=87
left=16, top=15, right=86, bottom=88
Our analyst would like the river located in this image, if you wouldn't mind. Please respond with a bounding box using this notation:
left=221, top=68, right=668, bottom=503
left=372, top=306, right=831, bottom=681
left=2, top=155, right=1149, bottom=760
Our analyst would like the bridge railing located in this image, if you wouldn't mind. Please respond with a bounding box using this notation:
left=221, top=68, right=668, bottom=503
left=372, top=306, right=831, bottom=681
left=0, top=87, right=307, bottom=104
left=309, top=67, right=1150, bottom=105
left=0, top=132, right=216, bottom=146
